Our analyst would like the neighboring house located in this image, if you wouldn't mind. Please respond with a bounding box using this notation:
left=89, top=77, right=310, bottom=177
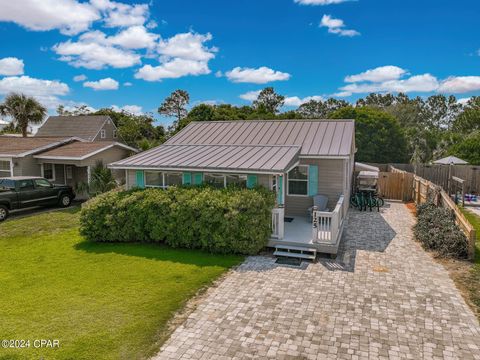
left=0, top=119, right=9, bottom=131
left=35, top=115, right=122, bottom=142
left=110, top=120, right=355, bottom=257
left=0, top=136, right=136, bottom=185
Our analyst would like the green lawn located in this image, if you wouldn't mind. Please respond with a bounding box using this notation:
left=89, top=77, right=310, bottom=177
left=459, top=208, right=480, bottom=316
left=0, top=208, right=242, bottom=360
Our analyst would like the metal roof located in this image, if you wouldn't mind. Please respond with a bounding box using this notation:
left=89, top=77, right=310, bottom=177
left=110, top=144, right=301, bottom=173
left=35, top=115, right=111, bottom=141
left=166, top=119, right=354, bottom=156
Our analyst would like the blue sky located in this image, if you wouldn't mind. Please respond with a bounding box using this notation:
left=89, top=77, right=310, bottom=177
left=0, top=0, right=479, bottom=126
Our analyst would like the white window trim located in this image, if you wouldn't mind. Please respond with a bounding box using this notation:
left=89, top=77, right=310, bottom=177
left=100, top=129, right=106, bottom=139
left=287, top=165, right=309, bottom=197
left=41, top=163, right=56, bottom=181
left=145, top=171, right=183, bottom=189
left=145, top=171, right=164, bottom=188
left=0, top=158, right=12, bottom=177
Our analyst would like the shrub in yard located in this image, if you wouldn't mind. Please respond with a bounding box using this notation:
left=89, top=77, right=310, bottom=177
left=414, top=200, right=468, bottom=259
left=79, top=186, right=275, bottom=255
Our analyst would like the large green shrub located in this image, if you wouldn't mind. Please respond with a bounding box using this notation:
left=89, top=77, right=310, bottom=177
left=414, top=200, right=468, bottom=259
left=80, top=186, right=275, bottom=255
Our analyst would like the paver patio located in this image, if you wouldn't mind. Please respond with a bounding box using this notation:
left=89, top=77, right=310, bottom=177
left=154, top=202, right=480, bottom=360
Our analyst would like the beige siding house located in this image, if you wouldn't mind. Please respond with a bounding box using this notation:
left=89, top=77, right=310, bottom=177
left=0, top=116, right=137, bottom=192
left=110, top=119, right=355, bottom=257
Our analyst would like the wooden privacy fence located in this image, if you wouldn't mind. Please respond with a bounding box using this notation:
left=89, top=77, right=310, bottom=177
left=377, top=170, right=414, bottom=202
left=385, top=166, right=478, bottom=260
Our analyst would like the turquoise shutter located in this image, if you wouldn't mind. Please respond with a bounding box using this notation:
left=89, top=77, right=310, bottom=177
left=277, top=175, right=284, bottom=205
left=308, top=165, right=318, bottom=196
left=182, top=172, right=192, bottom=185
left=247, top=175, right=257, bottom=189
left=193, top=173, right=203, bottom=185
left=136, top=170, right=145, bottom=188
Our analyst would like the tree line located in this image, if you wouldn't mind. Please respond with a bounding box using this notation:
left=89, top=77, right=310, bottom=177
left=1, top=88, right=480, bottom=164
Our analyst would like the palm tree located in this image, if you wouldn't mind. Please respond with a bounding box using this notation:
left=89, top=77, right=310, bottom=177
left=0, top=93, right=47, bottom=137
left=88, top=161, right=118, bottom=196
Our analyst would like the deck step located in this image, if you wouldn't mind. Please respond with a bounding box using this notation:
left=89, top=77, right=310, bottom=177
left=274, top=244, right=317, bottom=252
left=273, top=244, right=317, bottom=260
left=273, top=250, right=316, bottom=260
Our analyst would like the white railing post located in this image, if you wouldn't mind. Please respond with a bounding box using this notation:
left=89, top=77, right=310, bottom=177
left=271, top=207, right=285, bottom=240
left=312, top=205, right=318, bottom=241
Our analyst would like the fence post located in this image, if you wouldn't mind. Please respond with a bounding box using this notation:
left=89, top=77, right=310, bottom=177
left=469, top=230, right=476, bottom=261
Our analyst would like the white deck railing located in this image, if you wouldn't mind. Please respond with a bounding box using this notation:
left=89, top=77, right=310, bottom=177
left=312, top=195, right=345, bottom=244
left=271, top=207, right=285, bottom=239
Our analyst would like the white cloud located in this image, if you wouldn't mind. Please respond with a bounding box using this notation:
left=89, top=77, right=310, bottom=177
left=457, top=97, right=472, bottom=105
left=157, top=32, right=217, bottom=61
left=53, top=31, right=141, bottom=69
left=239, top=90, right=261, bottom=101
left=294, top=0, right=352, bottom=4
left=146, top=20, right=158, bottom=29
left=0, top=0, right=100, bottom=35
left=90, top=0, right=149, bottom=28
left=83, top=77, right=119, bottom=90
left=73, top=74, right=87, bottom=82
left=438, top=76, right=480, bottom=94
left=320, top=15, right=360, bottom=37
left=340, top=66, right=480, bottom=95
left=135, top=58, right=211, bottom=81
left=135, top=32, right=217, bottom=82
left=0, top=57, right=24, bottom=76
left=108, top=25, right=159, bottom=49
left=225, top=67, right=291, bottom=84
left=332, top=91, right=352, bottom=97
left=284, top=95, right=324, bottom=107
left=111, top=104, right=143, bottom=114
left=345, top=66, right=407, bottom=83
left=123, top=82, right=133, bottom=86
left=239, top=90, right=324, bottom=106
left=340, top=74, right=439, bottom=94
left=0, top=75, right=69, bottom=109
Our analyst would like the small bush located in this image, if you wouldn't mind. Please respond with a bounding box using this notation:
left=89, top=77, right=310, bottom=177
left=413, top=200, right=468, bottom=259
left=79, top=186, right=276, bottom=255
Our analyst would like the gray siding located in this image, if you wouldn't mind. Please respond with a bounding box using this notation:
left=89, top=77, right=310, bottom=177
left=13, top=156, right=41, bottom=176
left=93, top=120, right=119, bottom=142
left=285, top=158, right=346, bottom=216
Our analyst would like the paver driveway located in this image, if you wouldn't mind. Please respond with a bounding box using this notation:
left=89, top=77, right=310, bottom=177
left=154, top=202, right=480, bottom=359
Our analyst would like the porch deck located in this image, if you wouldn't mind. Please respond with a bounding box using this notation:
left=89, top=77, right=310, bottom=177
left=268, top=216, right=345, bottom=255
left=269, top=195, right=346, bottom=255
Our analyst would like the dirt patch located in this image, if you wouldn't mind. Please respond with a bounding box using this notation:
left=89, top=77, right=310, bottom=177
left=405, top=202, right=416, bottom=216
left=438, top=258, right=480, bottom=320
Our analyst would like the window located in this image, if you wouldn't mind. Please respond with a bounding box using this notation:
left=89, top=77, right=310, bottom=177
left=18, top=179, right=34, bottom=190
left=0, top=160, right=10, bottom=177
left=287, top=165, right=308, bottom=196
left=226, top=174, right=247, bottom=188
left=113, top=129, right=117, bottom=139
left=43, top=163, right=54, bottom=180
left=100, top=129, right=106, bottom=139
left=34, top=179, right=52, bottom=188
left=204, top=173, right=225, bottom=188
left=66, top=166, right=73, bottom=180
left=145, top=171, right=163, bottom=187
left=0, top=179, right=15, bottom=190
left=165, top=172, right=182, bottom=187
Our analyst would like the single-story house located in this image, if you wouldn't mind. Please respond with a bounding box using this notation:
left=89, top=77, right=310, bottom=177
left=110, top=119, right=355, bottom=257
left=0, top=116, right=137, bottom=188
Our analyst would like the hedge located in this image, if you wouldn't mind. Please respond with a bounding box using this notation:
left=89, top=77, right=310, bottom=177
left=413, top=200, right=468, bottom=259
left=79, top=186, right=276, bottom=255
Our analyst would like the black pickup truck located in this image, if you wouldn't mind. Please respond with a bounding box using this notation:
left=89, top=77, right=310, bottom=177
left=0, top=177, right=75, bottom=221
